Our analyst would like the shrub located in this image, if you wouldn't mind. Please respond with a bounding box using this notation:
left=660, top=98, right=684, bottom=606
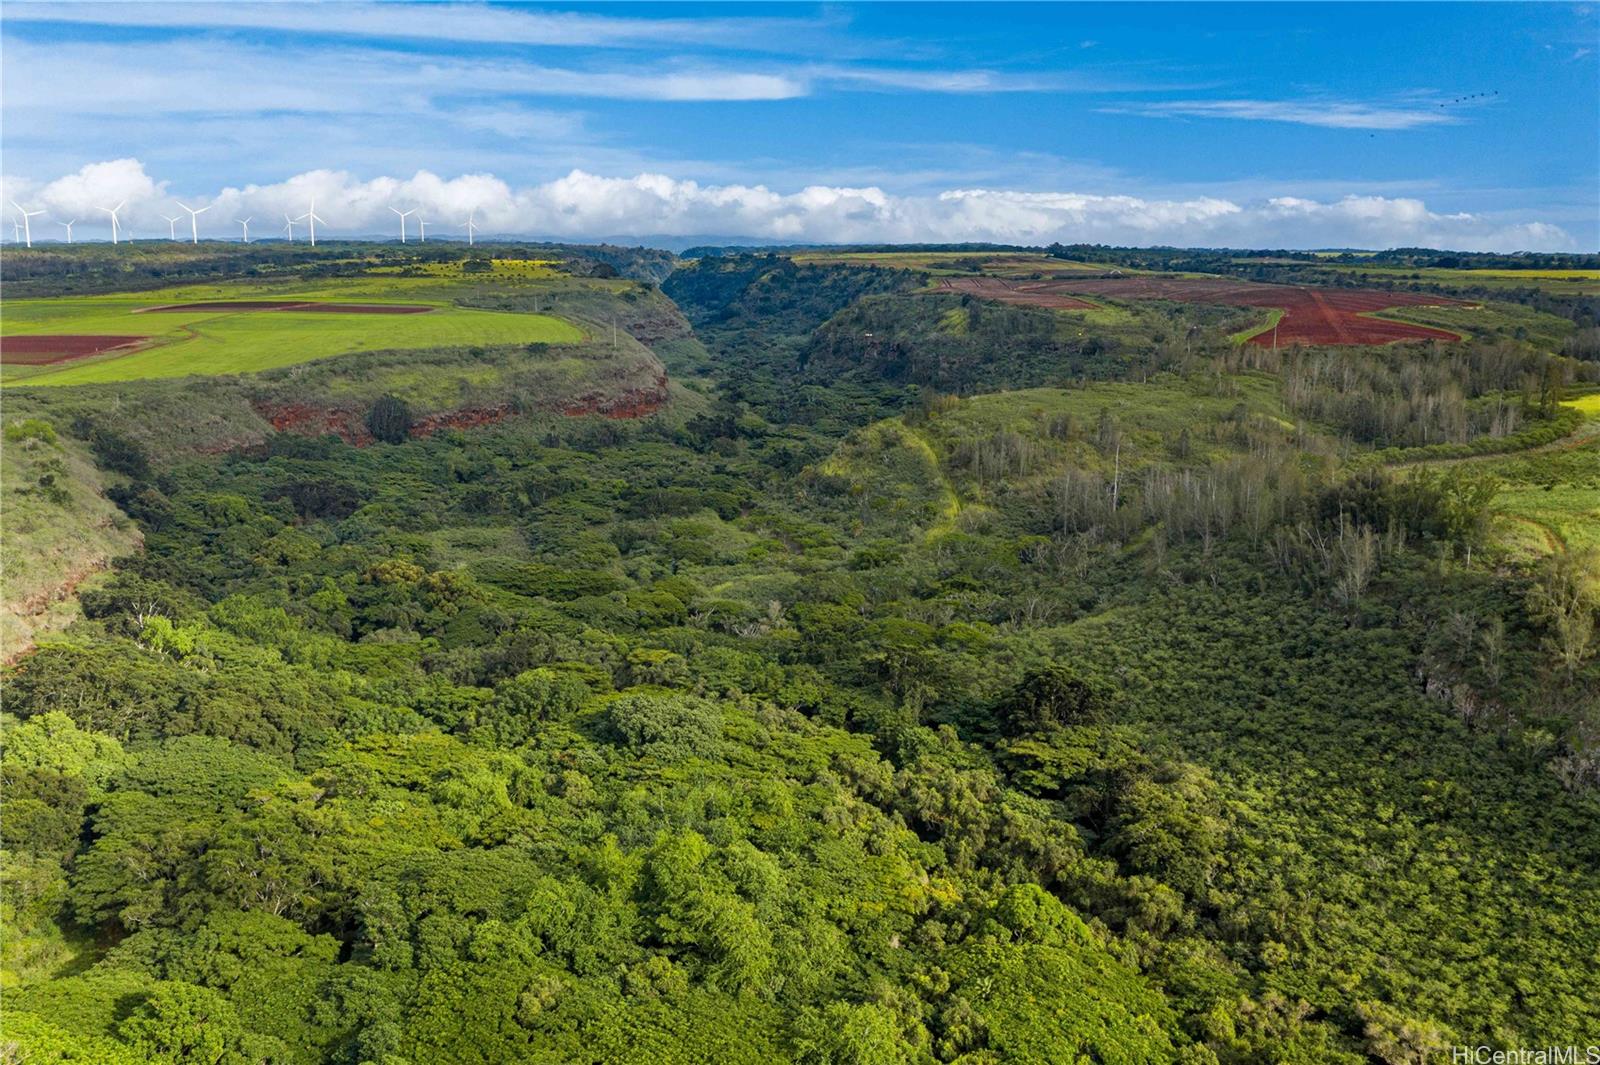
left=366, top=394, right=414, bottom=444
left=70, top=417, right=149, bottom=479
left=5, top=418, right=57, bottom=445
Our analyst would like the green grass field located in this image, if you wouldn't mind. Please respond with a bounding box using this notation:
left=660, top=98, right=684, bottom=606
left=1290, top=262, right=1600, bottom=295
left=1465, top=394, right=1600, bottom=559
left=3, top=278, right=584, bottom=386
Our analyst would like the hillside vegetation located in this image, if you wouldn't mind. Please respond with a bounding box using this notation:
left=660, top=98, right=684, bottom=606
left=0, top=420, right=142, bottom=660
left=1, top=243, right=1596, bottom=1065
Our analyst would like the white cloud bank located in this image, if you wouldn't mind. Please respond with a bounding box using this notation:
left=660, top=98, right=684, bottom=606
left=1, top=159, right=1578, bottom=252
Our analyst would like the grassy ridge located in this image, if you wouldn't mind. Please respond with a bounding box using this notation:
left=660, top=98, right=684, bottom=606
left=0, top=424, right=142, bottom=658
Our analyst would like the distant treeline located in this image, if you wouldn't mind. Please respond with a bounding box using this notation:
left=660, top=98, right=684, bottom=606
left=1044, top=243, right=1600, bottom=273
left=678, top=241, right=1599, bottom=273
left=0, top=240, right=677, bottom=296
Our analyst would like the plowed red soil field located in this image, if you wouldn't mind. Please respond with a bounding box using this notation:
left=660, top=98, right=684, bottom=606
left=1, top=335, right=149, bottom=365
left=936, top=277, right=1096, bottom=310
left=949, top=276, right=1467, bottom=346
left=136, top=301, right=434, bottom=314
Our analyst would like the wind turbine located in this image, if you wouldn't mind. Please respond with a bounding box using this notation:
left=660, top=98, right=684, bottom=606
left=176, top=201, right=211, bottom=244
left=461, top=210, right=478, bottom=246
left=417, top=219, right=430, bottom=243
left=295, top=197, right=326, bottom=246
left=97, top=201, right=126, bottom=244
left=161, top=214, right=181, bottom=240
left=389, top=206, right=415, bottom=243
left=236, top=217, right=253, bottom=243
left=10, top=201, right=44, bottom=248
left=283, top=213, right=297, bottom=242
left=57, top=219, right=78, bottom=243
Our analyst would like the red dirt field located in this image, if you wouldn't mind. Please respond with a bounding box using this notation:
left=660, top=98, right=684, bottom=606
left=936, top=277, right=1097, bottom=310
left=1, top=335, right=149, bottom=365
left=136, top=301, right=434, bottom=314
left=950, top=276, right=1468, bottom=347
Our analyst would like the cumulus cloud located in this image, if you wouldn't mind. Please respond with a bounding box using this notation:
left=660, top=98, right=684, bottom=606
left=4, top=159, right=166, bottom=220
left=0, top=159, right=1578, bottom=252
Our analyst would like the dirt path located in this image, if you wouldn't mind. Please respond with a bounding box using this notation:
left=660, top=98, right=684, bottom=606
left=1499, top=514, right=1567, bottom=555
left=1305, top=289, right=1355, bottom=346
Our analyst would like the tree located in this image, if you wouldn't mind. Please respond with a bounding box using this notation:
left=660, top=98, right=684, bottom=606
left=482, top=668, right=590, bottom=745
left=995, top=664, right=1110, bottom=734
left=118, top=983, right=250, bottom=1064
left=0, top=1011, right=144, bottom=1065
left=1526, top=548, right=1600, bottom=678
left=607, top=693, right=722, bottom=760
left=1107, top=762, right=1224, bottom=898
left=794, top=1002, right=913, bottom=1065
left=1355, top=1000, right=1449, bottom=1065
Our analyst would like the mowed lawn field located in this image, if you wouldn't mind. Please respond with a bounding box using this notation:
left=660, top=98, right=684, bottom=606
left=2, top=278, right=584, bottom=386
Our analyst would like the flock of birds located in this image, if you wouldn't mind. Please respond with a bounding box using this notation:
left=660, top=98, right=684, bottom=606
left=1440, top=90, right=1498, bottom=107
left=4, top=196, right=485, bottom=248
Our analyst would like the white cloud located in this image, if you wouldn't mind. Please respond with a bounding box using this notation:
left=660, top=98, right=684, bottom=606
left=4, top=158, right=165, bottom=219
left=0, top=34, right=1097, bottom=112
left=490, top=67, right=807, bottom=102
left=813, top=66, right=1086, bottom=94
left=0, top=37, right=808, bottom=110
left=1, top=160, right=1576, bottom=252
left=1111, top=98, right=1460, bottom=130
left=0, top=2, right=829, bottom=53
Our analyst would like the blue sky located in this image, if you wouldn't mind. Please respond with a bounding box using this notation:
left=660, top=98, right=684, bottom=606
left=2, top=2, right=1595, bottom=249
